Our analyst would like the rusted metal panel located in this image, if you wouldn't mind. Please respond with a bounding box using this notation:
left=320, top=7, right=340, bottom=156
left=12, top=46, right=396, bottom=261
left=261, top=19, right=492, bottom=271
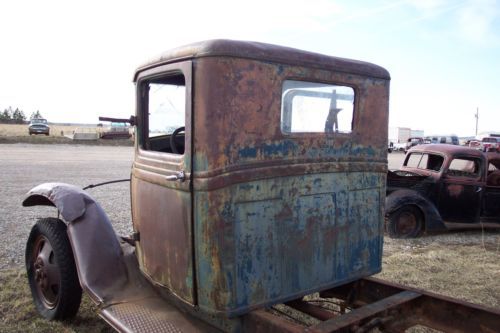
left=195, top=173, right=385, bottom=315
left=190, top=55, right=389, bottom=315
left=131, top=60, right=195, bottom=304
left=131, top=172, right=194, bottom=304
left=23, top=183, right=128, bottom=303
left=192, top=57, right=389, bottom=175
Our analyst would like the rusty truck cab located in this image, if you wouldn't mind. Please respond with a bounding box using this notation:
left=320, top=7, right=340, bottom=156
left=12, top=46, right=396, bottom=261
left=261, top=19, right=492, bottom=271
left=131, top=40, right=390, bottom=315
left=23, top=40, right=500, bottom=333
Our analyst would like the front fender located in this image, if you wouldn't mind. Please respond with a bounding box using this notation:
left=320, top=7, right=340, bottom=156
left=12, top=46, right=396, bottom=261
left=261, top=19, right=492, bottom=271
left=23, top=183, right=127, bottom=303
left=385, top=189, right=446, bottom=232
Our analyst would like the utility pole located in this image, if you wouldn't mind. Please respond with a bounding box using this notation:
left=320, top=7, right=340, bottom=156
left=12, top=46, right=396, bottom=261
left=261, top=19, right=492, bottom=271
left=475, top=107, right=479, bottom=137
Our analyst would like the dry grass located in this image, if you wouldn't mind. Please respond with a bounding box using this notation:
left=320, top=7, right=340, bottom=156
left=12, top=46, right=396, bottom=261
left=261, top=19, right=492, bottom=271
left=1, top=231, right=499, bottom=332
left=0, top=124, right=133, bottom=146
left=0, top=124, right=89, bottom=137
left=0, top=269, right=112, bottom=333
left=377, top=230, right=500, bottom=308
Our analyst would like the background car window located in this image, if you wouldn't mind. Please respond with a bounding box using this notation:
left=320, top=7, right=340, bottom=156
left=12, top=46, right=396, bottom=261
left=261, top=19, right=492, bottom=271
left=404, top=153, right=443, bottom=171
left=405, top=153, right=422, bottom=168
left=425, top=154, right=444, bottom=171
left=447, top=158, right=480, bottom=178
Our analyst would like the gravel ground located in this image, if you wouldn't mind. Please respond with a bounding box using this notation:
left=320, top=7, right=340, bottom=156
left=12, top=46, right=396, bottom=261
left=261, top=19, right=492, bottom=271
left=0, top=144, right=134, bottom=269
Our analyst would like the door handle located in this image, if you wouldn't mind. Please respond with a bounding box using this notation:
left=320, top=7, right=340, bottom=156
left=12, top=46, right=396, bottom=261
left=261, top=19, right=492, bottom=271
left=166, top=171, right=185, bottom=182
left=476, top=187, right=482, bottom=193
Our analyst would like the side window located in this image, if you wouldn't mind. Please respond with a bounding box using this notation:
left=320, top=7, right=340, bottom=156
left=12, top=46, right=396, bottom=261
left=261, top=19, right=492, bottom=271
left=143, top=74, right=186, bottom=154
left=281, top=80, right=355, bottom=134
left=405, top=153, right=422, bottom=168
left=404, top=153, right=443, bottom=171
left=447, top=158, right=480, bottom=178
left=440, top=137, right=446, bottom=143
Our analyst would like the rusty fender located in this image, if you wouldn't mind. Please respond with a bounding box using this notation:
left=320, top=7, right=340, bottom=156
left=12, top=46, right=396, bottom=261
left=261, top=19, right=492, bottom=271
left=23, top=183, right=128, bottom=304
left=385, top=189, right=446, bottom=232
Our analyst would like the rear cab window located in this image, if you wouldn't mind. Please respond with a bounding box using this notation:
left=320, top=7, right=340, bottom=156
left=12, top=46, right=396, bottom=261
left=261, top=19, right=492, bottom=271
left=281, top=80, right=355, bottom=134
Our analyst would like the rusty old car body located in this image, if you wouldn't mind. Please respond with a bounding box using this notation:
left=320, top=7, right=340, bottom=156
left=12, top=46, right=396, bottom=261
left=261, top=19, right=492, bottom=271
left=386, top=144, right=500, bottom=238
left=22, top=40, right=500, bottom=332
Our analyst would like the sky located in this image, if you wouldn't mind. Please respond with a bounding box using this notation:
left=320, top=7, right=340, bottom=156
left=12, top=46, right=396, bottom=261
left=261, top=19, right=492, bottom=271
left=0, top=0, right=499, bottom=137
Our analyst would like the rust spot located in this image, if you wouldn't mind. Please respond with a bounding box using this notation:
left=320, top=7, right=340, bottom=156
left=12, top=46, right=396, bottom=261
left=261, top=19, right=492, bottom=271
left=447, top=184, right=464, bottom=197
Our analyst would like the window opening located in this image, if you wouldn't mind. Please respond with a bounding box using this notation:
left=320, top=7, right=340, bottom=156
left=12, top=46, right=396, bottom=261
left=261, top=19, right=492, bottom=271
left=447, top=158, right=480, bottom=178
left=143, top=74, right=186, bottom=154
left=281, top=80, right=354, bottom=134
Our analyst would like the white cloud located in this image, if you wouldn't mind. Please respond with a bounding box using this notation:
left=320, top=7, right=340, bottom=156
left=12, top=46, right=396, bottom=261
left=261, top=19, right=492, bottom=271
left=457, top=0, right=500, bottom=44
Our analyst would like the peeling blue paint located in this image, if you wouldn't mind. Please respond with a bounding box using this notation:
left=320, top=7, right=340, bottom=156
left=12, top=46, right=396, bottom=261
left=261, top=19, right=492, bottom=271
left=195, top=172, right=384, bottom=314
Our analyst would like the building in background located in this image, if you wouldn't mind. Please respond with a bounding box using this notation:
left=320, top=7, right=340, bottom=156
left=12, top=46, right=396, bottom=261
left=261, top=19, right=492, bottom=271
left=389, top=127, right=424, bottom=144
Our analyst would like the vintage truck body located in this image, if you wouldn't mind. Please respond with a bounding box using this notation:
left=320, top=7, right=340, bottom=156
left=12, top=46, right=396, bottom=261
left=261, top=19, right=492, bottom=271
left=386, top=144, right=500, bottom=238
left=23, top=40, right=500, bottom=332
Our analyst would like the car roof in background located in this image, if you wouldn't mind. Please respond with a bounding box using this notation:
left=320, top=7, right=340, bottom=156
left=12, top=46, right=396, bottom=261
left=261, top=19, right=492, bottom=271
left=408, top=144, right=484, bottom=158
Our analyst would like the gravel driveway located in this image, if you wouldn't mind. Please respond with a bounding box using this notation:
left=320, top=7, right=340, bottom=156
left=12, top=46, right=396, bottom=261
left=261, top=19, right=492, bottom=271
left=0, top=144, right=134, bottom=269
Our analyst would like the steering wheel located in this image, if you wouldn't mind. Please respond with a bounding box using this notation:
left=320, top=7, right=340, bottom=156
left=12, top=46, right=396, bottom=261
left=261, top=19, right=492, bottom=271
left=170, top=126, right=185, bottom=154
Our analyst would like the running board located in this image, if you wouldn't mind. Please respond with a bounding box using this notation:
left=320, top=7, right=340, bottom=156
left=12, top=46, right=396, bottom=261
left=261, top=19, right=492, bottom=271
left=94, top=243, right=219, bottom=333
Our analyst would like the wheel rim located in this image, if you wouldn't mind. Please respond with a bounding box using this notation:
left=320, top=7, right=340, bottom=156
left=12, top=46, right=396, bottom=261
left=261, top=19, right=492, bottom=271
left=32, top=235, right=61, bottom=309
left=396, top=211, right=418, bottom=236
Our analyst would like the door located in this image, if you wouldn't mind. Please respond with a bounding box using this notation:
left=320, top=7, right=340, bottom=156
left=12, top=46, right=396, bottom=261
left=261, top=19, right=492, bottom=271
left=438, top=157, right=483, bottom=223
left=131, top=61, right=195, bottom=304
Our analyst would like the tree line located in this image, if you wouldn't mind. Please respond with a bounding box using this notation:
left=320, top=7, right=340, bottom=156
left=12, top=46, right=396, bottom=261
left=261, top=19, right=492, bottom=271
left=0, top=107, right=44, bottom=124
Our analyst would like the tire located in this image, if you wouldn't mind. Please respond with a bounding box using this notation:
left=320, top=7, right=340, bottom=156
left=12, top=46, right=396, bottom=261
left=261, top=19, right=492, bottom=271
left=25, top=218, right=82, bottom=320
left=386, top=205, right=423, bottom=238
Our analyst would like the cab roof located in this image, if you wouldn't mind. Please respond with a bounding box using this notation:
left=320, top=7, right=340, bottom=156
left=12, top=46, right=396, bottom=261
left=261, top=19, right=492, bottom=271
left=409, top=144, right=484, bottom=158
left=134, top=39, right=390, bottom=81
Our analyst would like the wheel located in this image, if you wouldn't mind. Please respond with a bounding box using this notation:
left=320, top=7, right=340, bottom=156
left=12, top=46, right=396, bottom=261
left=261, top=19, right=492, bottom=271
left=170, top=126, right=185, bottom=154
left=25, top=218, right=82, bottom=320
left=386, top=205, right=423, bottom=238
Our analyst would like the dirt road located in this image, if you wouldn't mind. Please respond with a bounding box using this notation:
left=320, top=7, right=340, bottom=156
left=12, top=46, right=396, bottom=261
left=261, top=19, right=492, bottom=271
left=0, top=144, right=134, bottom=269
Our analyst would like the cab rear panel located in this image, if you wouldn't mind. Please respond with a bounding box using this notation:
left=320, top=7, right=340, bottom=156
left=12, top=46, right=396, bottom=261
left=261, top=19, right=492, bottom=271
left=191, top=54, right=389, bottom=314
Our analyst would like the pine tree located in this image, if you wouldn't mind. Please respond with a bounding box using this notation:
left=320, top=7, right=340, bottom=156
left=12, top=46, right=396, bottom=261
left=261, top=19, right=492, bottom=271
left=12, top=108, right=26, bottom=124
left=30, top=110, right=43, bottom=120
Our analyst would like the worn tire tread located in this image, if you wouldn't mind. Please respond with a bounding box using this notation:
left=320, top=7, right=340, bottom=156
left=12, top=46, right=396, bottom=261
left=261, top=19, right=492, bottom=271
left=26, top=218, right=82, bottom=320
left=386, top=205, right=424, bottom=239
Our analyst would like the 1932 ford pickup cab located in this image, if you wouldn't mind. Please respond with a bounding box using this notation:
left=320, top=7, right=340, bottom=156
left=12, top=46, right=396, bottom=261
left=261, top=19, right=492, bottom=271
left=22, top=40, right=499, bottom=332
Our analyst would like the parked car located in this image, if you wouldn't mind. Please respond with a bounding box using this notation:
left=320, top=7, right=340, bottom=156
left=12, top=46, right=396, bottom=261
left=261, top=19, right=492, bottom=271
left=424, top=135, right=459, bottom=145
left=99, top=121, right=131, bottom=139
left=388, top=141, right=394, bottom=153
left=386, top=144, right=500, bottom=238
left=404, top=137, right=424, bottom=152
left=481, top=137, right=499, bottom=152
left=392, top=142, right=406, bottom=151
left=468, top=139, right=482, bottom=150
left=28, top=118, right=50, bottom=136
